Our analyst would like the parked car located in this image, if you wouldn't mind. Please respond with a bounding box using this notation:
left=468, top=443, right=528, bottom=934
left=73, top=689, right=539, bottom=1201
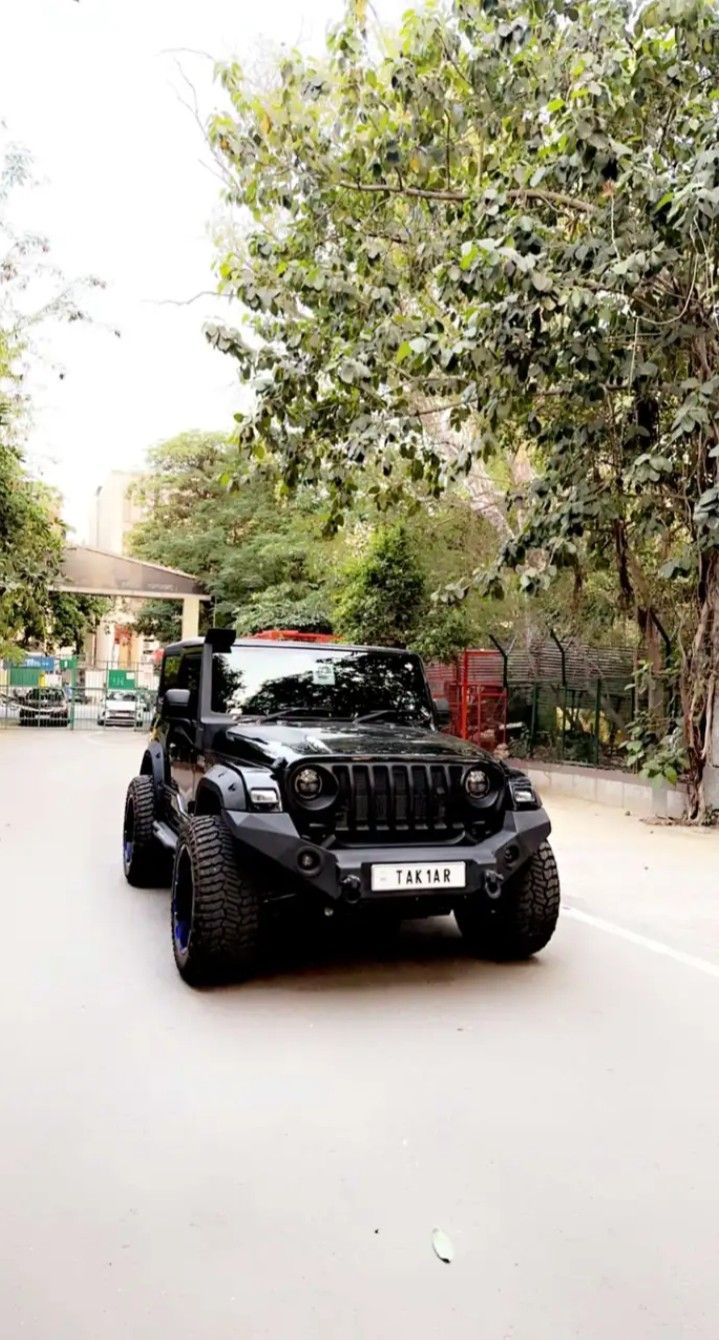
left=98, top=689, right=144, bottom=728
left=122, top=629, right=560, bottom=986
left=18, top=687, right=70, bottom=728
left=134, top=687, right=157, bottom=725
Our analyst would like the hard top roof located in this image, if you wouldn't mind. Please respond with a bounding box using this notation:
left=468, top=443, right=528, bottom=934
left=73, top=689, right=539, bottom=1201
left=161, top=637, right=416, bottom=657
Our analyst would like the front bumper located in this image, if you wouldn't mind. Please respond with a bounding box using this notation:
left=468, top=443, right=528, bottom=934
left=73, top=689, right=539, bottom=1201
left=224, top=808, right=551, bottom=905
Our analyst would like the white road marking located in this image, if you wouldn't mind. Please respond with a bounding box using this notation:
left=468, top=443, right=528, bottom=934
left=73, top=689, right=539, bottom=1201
left=563, top=905, right=719, bottom=979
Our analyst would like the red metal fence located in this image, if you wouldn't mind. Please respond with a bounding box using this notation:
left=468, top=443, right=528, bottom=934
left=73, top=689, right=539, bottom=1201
left=426, top=651, right=508, bottom=752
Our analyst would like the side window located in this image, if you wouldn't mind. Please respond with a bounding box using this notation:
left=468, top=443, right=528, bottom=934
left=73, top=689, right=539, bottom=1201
left=211, top=652, right=234, bottom=714
left=179, top=652, right=201, bottom=716
left=159, top=653, right=181, bottom=698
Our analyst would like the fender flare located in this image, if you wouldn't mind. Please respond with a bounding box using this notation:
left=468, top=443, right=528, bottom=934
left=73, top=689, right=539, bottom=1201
left=140, top=741, right=166, bottom=805
left=194, top=764, right=248, bottom=815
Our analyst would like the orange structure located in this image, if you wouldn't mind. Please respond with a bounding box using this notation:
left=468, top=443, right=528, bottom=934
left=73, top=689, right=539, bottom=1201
left=425, top=650, right=508, bottom=752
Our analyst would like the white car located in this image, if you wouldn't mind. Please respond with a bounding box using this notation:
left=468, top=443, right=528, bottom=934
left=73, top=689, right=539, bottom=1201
left=98, top=690, right=144, bottom=728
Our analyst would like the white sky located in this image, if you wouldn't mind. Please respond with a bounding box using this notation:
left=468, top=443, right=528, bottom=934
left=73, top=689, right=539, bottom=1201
left=1, top=0, right=406, bottom=540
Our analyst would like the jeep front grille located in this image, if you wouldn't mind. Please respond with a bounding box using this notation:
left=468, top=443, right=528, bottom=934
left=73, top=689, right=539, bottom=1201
left=328, top=761, right=467, bottom=840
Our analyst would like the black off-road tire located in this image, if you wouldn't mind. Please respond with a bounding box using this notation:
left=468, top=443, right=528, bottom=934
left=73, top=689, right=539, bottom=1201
left=123, top=775, right=169, bottom=888
left=171, top=815, right=262, bottom=986
left=455, top=841, right=560, bottom=960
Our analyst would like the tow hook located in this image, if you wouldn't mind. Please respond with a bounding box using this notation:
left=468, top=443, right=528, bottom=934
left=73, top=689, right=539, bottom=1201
left=341, top=875, right=362, bottom=905
left=484, top=871, right=503, bottom=900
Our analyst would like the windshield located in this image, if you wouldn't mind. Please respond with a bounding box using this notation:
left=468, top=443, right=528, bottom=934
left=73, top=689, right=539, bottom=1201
left=211, top=646, right=432, bottom=723
left=107, top=691, right=136, bottom=702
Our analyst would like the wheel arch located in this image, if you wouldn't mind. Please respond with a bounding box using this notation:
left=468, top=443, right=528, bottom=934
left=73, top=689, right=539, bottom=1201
left=194, top=765, right=248, bottom=816
left=140, top=741, right=166, bottom=804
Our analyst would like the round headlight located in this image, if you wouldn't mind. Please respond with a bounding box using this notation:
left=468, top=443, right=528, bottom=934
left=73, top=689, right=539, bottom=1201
left=294, top=766, right=322, bottom=800
left=465, top=768, right=490, bottom=800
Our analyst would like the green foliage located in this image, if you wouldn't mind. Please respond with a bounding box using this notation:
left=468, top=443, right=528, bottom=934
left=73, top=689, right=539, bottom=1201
left=209, top=0, right=719, bottom=565
left=0, top=456, right=66, bottom=658
left=622, top=719, right=688, bottom=788
left=29, top=593, right=110, bottom=652
left=411, top=603, right=473, bottom=664
left=332, top=520, right=473, bottom=658
left=209, top=0, right=719, bottom=813
left=621, top=661, right=686, bottom=786
left=132, top=599, right=183, bottom=646
left=235, top=585, right=333, bottom=636
left=0, top=141, right=101, bottom=659
left=128, top=430, right=334, bottom=636
left=334, top=525, right=425, bottom=646
left=129, top=431, right=499, bottom=651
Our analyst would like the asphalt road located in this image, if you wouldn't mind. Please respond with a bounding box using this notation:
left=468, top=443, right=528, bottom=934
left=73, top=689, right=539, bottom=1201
left=1, top=729, right=718, bottom=1339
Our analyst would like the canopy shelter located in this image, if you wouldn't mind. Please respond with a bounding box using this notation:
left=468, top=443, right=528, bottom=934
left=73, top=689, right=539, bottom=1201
left=52, top=546, right=210, bottom=639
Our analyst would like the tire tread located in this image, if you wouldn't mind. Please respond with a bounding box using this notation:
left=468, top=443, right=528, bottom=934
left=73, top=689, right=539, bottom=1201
left=172, top=816, right=261, bottom=985
left=124, top=775, right=168, bottom=887
left=456, top=840, right=560, bottom=959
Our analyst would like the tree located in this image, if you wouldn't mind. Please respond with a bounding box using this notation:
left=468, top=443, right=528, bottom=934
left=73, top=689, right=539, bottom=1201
left=129, top=430, right=335, bottom=635
left=333, top=519, right=475, bottom=656
left=133, top=598, right=183, bottom=646
left=1, top=140, right=101, bottom=659
left=334, top=524, right=425, bottom=646
left=0, top=462, right=65, bottom=658
left=129, top=429, right=493, bottom=653
left=209, top=0, right=719, bottom=816
left=46, top=594, right=110, bottom=653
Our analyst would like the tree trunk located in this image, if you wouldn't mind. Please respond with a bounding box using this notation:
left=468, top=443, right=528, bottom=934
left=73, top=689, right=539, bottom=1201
left=680, top=552, right=719, bottom=821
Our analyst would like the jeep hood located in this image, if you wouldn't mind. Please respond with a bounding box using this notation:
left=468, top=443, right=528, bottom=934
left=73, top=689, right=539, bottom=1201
left=221, top=719, right=494, bottom=769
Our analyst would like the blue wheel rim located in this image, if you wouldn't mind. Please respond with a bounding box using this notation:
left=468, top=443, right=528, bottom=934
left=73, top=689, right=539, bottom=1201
left=174, top=915, right=191, bottom=952
left=172, top=847, right=194, bottom=958
left=123, top=799, right=135, bottom=873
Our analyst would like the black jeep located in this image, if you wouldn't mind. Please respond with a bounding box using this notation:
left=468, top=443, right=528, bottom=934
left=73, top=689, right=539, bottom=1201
left=122, top=630, right=559, bottom=984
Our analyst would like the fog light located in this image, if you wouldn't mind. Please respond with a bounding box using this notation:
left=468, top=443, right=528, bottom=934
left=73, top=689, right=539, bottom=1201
left=298, top=848, right=321, bottom=875
left=504, top=843, right=519, bottom=866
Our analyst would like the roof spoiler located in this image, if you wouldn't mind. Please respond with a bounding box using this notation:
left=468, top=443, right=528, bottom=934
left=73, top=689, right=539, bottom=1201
left=204, top=627, right=236, bottom=653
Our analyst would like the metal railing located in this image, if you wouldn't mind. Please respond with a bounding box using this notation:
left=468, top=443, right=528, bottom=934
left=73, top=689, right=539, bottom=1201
left=426, top=631, right=647, bottom=769
left=0, top=659, right=159, bottom=732
left=505, top=678, right=636, bottom=767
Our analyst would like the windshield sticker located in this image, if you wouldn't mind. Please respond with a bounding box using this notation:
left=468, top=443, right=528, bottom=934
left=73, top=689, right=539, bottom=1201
left=312, top=662, right=336, bottom=686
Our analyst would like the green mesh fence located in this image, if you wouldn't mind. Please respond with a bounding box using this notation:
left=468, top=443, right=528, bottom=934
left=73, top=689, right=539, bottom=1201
left=0, top=660, right=159, bottom=731
left=507, top=679, right=636, bottom=767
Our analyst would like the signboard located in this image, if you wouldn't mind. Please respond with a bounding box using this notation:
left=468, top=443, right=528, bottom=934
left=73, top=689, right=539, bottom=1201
left=10, top=667, right=42, bottom=688
left=107, top=669, right=136, bottom=690
left=23, top=655, right=54, bottom=670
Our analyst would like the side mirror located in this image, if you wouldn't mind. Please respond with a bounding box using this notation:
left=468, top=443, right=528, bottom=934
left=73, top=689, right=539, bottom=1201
left=164, top=687, right=191, bottom=718
left=433, top=696, right=452, bottom=729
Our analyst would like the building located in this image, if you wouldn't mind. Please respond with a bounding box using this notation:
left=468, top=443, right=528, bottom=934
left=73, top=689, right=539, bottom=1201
left=89, top=471, right=144, bottom=556
left=86, top=470, right=151, bottom=670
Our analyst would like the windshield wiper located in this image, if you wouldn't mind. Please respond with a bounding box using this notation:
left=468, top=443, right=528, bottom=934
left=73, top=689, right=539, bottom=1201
left=253, top=707, right=338, bottom=722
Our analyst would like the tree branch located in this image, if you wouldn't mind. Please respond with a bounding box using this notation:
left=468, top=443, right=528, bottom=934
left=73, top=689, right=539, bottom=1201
left=337, top=179, right=596, bottom=215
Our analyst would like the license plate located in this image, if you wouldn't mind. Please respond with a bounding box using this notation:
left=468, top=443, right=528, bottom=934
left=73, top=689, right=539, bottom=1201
left=370, top=861, right=466, bottom=893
